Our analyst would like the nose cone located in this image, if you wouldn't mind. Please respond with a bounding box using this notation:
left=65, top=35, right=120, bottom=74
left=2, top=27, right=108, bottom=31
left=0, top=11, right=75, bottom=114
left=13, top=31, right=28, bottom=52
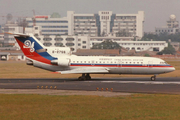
left=172, top=67, right=176, bottom=71
left=167, top=67, right=175, bottom=73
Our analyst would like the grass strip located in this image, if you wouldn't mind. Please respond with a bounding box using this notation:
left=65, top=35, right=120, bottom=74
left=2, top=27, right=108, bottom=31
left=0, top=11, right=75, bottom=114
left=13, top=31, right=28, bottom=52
left=0, top=94, right=180, bottom=120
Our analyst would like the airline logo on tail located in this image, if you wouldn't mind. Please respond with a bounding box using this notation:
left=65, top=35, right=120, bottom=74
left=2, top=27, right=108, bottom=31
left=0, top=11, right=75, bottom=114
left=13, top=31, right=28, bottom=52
left=23, top=40, right=35, bottom=52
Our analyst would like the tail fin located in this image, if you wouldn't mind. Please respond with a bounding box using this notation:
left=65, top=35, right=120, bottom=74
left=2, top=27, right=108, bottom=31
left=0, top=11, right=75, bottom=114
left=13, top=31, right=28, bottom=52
left=9, top=33, right=57, bottom=64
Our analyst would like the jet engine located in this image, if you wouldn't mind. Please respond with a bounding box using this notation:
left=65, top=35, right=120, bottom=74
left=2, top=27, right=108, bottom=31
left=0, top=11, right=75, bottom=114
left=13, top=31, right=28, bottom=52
left=51, top=58, right=70, bottom=67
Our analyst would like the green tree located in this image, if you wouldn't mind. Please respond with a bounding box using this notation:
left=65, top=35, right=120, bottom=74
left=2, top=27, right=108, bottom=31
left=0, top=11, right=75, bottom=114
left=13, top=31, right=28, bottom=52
left=141, top=32, right=180, bottom=42
left=116, top=29, right=132, bottom=37
left=144, top=53, right=150, bottom=57
left=91, top=40, right=121, bottom=51
left=157, top=42, right=176, bottom=55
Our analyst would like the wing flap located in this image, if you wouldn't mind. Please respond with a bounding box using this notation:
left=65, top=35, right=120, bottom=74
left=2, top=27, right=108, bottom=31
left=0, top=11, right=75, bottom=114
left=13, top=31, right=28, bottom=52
left=57, top=67, right=109, bottom=74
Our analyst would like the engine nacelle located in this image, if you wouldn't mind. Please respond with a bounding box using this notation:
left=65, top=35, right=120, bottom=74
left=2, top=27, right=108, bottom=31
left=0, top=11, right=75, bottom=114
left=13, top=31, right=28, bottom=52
left=51, top=58, right=70, bottom=67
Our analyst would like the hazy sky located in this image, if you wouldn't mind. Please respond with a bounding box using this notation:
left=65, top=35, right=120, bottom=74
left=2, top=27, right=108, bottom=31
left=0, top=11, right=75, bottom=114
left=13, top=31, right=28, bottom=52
left=0, top=0, right=180, bottom=32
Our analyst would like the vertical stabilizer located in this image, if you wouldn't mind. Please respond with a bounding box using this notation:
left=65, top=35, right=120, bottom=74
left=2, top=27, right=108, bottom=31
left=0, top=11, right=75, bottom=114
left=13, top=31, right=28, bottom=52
left=10, top=33, right=57, bottom=64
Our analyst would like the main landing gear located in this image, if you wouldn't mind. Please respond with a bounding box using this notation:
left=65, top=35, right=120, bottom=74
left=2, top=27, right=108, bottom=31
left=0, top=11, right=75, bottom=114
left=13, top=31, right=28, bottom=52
left=151, top=75, right=156, bottom=81
left=78, top=73, right=91, bottom=81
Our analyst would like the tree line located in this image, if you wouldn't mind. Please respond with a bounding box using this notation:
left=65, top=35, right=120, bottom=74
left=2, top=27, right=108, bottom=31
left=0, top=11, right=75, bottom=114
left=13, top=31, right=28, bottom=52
left=140, top=32, right=180, bottom=42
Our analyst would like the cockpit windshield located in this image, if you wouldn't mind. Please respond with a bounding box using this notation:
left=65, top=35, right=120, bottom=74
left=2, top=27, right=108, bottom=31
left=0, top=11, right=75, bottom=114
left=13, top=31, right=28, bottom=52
left=160, top=62, right=168, bottom=64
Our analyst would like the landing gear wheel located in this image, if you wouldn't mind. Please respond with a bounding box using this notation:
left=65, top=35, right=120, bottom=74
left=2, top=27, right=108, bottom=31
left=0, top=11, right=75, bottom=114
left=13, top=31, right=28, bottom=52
left=86, top=76, right=91, bottom=80
left=78, top=77, right=86, bottom=81
left=78, top=77, right=82, bottom=81
left=85, top=73, right=91, bottom=80
left=78, top=73, right=91, bottom=81
left=151, top=76, right=156, bottom=81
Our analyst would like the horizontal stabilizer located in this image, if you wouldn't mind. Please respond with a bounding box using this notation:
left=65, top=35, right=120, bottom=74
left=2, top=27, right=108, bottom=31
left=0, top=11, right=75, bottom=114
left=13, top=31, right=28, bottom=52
left=57, top=67, right=109, bottom=74
left=5, top=32, right=30, bottom=37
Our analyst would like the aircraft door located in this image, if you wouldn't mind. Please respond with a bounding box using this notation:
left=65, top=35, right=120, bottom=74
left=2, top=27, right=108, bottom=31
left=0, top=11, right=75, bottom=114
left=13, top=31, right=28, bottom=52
left=91, top=60, right=95, bottom=66
left=117, top=60, right=122, bottom=68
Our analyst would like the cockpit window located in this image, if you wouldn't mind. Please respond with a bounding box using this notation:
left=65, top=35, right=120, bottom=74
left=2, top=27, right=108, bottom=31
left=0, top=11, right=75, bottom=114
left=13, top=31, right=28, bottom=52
left=160, top=62, right=168, bottom=64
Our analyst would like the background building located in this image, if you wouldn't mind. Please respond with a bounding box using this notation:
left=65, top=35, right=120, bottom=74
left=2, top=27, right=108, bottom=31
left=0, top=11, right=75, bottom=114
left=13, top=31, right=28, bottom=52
left=26, top=15, right=68, bottom=36
left=25, top=11, right=144, bottom=39
left=155, top=14, right=179, bottom=34
left=90, top=39, right=167, bottom=52
left=35, top=34, right=90, bottom=52
left=68, top=11, right=144, bottom=39
left=1, top=21, right=23, bottom=47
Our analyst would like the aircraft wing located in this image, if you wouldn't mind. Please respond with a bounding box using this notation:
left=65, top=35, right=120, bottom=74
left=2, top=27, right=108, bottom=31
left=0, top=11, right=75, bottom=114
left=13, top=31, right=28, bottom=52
left=57, top=67, right=109, bottom=74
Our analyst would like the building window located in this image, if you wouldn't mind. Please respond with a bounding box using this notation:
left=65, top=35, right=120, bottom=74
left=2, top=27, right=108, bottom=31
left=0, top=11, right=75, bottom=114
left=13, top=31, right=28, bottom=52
left=43, top=43, right=52, bottom=46
left=78, top=43, right=81, bottom=46
left=54, top=43, right=63, bottom=47
left=66, top=43, right=74, bottom=46
left=54, top=38, right=63, bottom=41
left=71, top=48, right=75, bottom=51
left=82, top=41, right=86, bottom=44
left=82, top=46, right=86, bottom=48
left=66, top=38, right=74, bottom=41
left=43, top=38, right=52, bottom=41
left=37, top=38, right=41, bottom=40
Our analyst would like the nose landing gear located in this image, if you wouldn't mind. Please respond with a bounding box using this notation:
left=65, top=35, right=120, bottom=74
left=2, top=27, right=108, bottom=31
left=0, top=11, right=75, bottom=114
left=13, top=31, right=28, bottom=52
left=151, top=75, right=156, bottom=81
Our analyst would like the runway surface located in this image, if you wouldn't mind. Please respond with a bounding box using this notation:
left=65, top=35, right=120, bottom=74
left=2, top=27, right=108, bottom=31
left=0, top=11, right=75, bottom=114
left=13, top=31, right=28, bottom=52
left=0, top=77, right=180, bottom=94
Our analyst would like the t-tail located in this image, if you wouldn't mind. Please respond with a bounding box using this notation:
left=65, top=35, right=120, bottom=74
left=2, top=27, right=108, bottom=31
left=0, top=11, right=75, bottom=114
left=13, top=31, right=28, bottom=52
left=7, top=33, right=57, bottom=65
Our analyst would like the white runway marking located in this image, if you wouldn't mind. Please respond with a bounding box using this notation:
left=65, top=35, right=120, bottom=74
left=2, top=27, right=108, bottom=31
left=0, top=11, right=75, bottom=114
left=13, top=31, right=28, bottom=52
left=85, top=81, right=180, bottom=85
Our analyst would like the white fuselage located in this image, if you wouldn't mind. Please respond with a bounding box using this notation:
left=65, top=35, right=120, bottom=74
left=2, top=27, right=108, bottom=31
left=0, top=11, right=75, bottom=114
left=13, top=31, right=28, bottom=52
left=30, top=55, right=175, bottom=75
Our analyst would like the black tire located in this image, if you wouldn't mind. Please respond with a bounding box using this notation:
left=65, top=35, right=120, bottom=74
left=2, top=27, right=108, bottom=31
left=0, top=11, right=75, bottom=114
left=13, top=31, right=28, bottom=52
left=78, top=77, right=82, bottom=81
left=86, top=76, right=91, bottom=80
left=78, top=77, right=86, bottom=81
left=151, top=76, right=156, bottom=81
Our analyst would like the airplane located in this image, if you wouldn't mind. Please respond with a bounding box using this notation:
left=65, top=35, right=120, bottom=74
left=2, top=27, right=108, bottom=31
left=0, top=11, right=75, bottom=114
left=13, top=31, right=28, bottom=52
left=8, top=32, right=175, bottom=81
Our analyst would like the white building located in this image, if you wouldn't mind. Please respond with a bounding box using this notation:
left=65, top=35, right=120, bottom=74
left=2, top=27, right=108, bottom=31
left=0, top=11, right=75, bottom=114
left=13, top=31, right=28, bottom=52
left=35, top=33, right=167, bottom=52
left=25, top=11, right=144, bottom=39
left=25, top=15, right=68, bottom=36
left=112, top=11, right=144, bottom=38
left=1, top=21, right=23, bottom=47
left=35, top=34, right=90, bottom=52
left=90, top=37, right=168, bottom=52
left=68, top=11, right=144, bottom=38
left=155, top=14, right=179, bottom=34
